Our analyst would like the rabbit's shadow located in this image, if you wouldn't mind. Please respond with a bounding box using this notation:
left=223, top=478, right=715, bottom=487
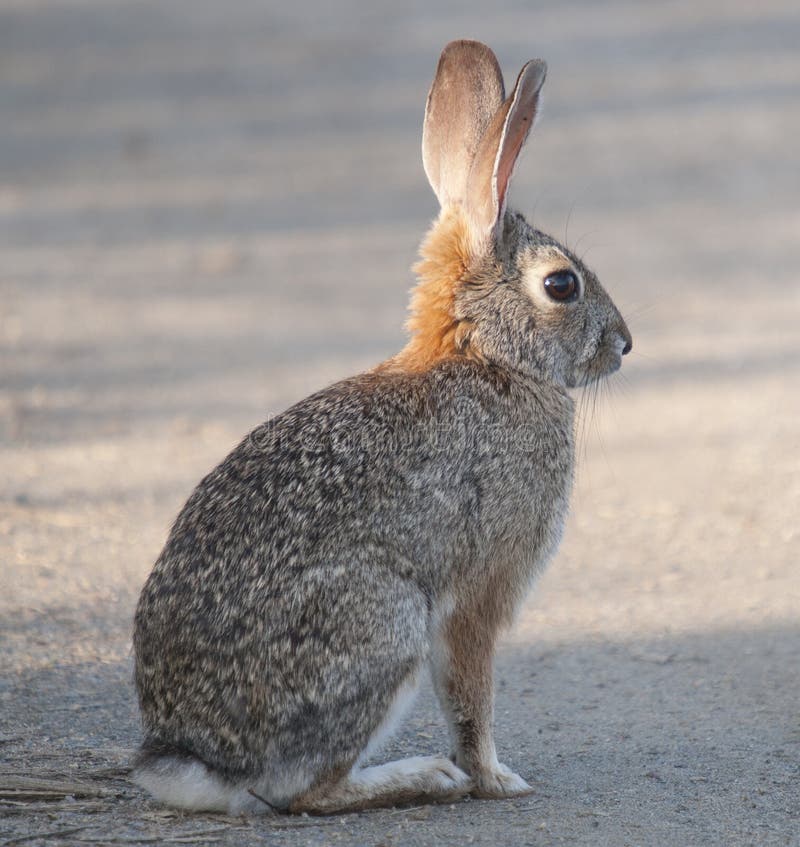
left=5, top=619, right=794, bottom=831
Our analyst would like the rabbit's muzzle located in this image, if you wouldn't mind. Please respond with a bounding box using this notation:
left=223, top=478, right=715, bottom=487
left=577, top=324, right=633, bottom=386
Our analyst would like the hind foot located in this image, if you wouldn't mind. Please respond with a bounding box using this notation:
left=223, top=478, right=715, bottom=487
left=290, top=756, right=472, bottom=815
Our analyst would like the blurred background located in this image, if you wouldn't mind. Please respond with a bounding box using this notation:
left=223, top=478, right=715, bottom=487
left=1, top=1, right=798, bottom=844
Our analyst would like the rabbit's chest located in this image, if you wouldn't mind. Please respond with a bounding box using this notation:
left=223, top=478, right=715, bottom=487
left=483, top=420, right=572, bottom=533
left=455, top=404, right=575, bottom=585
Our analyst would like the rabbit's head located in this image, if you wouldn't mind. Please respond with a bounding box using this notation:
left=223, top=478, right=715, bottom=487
left=399, top=41, right=631, bottom=389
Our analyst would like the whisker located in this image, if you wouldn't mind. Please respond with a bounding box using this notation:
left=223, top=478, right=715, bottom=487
left=581, top=387, right=592, bottom=467
left=591, top=379, right=616, bottom=484
left=625, top=302, right=658, bottom=320
left=528, top=198, right=540, bottom=231
left=564, top=201, right=577, bottom=251
left=612, top=371, right=634, bottom=398
left=570, top=229, right=599, bottom=259
left=628, top=349, right=659, bottom=364
left=576, top=383, right=591, bottom=470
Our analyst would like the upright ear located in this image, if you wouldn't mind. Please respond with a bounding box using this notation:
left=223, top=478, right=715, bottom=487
left=422, top=40, right=505, bottom=208
left=465, top=59, right=547, bottom=245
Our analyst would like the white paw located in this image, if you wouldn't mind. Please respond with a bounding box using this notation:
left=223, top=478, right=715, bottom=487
left=472, top=762, right=533, bottom=798
left=428, top=757, right=473, bottom=794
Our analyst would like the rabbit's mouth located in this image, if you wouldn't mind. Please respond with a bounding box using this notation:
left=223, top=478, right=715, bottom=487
left=575, top=333, right=629, bottom=386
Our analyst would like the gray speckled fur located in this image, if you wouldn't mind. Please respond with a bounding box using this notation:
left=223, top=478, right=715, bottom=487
left=132, top=39, right=631, bottom=814
left=134, top=355, right=573, bottom=792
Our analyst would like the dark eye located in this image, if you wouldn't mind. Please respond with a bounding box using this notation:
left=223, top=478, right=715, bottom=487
left=543, top=270, right=579, bottom=302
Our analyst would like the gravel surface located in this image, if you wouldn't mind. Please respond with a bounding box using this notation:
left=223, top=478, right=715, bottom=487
left=1, top=1, right=799, bottom=845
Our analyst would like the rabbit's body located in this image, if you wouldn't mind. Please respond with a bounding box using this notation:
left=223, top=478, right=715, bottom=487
left=133, top=41, right=631, bottom=814
left=135, top=354, right=573, bottom=811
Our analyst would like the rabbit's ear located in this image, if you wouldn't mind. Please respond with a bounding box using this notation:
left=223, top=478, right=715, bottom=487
left=466, top=59, right=547, bottom=244
left=422, top=41, right=505, bottom=208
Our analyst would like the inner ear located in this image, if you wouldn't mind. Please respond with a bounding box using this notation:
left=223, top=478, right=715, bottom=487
left=465, top=60, right=547, bottom=244
left=422, top=41, right=506, bottom=208
left=492, top=60, right=546, bottom=219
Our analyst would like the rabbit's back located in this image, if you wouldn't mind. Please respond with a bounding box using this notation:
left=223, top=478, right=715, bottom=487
left=133, top=358, right=573, bottom=783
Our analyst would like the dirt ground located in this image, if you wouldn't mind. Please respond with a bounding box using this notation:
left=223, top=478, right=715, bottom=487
left=1, top=1, right=798, bottom=845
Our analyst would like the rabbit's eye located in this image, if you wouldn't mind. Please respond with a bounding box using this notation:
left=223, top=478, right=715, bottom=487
left=543, top=270, right=579, bottom=302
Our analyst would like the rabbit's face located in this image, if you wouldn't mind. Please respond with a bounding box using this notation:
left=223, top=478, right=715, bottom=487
left=458, top=213, right=632, bottom=389
left=416, top=42, right=631, bottom=388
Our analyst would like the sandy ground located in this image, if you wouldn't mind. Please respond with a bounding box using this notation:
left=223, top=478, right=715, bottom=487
left=1, top=1, right=799, bottom=844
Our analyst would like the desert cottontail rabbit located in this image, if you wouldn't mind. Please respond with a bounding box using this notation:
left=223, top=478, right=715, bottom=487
left=133, top=39, right=632, bottom=815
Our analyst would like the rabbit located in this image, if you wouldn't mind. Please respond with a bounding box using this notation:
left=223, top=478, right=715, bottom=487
left=132, top=39, right=632, bottom=816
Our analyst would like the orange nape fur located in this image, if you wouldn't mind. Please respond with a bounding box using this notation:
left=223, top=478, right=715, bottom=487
left=390, top=206, right=478, bottom=372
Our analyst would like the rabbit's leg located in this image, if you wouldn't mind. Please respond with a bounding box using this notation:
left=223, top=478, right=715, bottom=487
left=289, top=665, right=471, bottom=813
left=430, top=606, right=534, bottom=798
left=289, top=756, right=472, bottom=814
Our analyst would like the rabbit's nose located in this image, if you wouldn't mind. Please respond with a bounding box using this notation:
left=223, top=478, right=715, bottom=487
left=619, top=325, right=633, bottom=355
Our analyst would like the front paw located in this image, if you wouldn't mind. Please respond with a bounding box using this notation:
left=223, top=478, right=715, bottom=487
left=471, top=762, right=534, bottom=799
